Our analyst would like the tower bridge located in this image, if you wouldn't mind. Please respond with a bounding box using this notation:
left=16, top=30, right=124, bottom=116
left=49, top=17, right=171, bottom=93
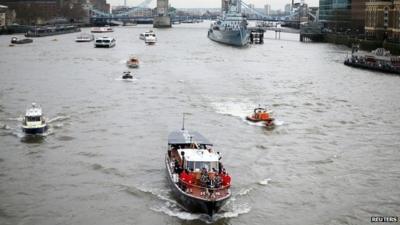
left=89, top=0, right=313, bottom=28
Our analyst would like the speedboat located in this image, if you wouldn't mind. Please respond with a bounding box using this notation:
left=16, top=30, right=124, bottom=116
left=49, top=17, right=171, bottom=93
left=166, top=128, right=231, bottom=216
left=126, top=57, right=139, bottom=68
left=246, top=106, right=275, bottom=127
left=22, top=103, right=48, bottom=134
left=11, top=37, right=33, bottom=44
left=145, top=35, right=156, bottom=45
left=91, top=26, right=113, bottom=33
left=94, top=37, right=116, bottom=48
left=139, top=30, right=156, bottom=40
left=75, top=33, right=94, bottom=42
left=122, top=71, right=133, bottom=79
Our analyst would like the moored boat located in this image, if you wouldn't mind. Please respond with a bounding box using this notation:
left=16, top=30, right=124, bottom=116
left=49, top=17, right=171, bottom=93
left=166, top=128, right=231, bottom=216
left=126, top=57, right=139, bottom=68
left=22, top=103, right=48, bottom=134
left=344, top=47, right=400, bottom=75
left=10, top=37, right=33, bottom=44
left=246, top=106, right=275, bottom=127
left=75, top=33, right=94, bottom=42
left=25, top=25, right=80, bottom=37
left=207, top=0, right=249, bottom=46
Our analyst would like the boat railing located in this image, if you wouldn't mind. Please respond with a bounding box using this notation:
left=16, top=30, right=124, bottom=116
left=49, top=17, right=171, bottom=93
left=177, top=177, right=230, bottom=200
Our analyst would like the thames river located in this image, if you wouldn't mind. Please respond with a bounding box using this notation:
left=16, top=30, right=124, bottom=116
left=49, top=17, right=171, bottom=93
left=0, top=22, right=399, bottom=225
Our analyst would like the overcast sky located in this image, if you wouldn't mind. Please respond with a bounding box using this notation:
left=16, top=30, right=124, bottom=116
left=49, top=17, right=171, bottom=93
left=108, top=0, right=319, bottom=10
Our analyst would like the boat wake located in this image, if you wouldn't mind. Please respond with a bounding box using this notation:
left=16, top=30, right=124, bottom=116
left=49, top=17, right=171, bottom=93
left=115, top=77, right=137, bottom=82
left=151, top=200, right=251, bottom=223
left=212, top=101, right=285, bottom=127
left=48, top=115, right=70, bottom=123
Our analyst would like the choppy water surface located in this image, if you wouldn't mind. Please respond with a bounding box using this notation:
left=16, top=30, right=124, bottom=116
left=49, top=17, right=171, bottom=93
left=1, top=23, right=399, bottom=225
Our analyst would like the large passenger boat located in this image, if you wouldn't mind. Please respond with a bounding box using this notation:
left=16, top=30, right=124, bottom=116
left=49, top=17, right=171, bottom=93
left=207, top=0, right=249, bottom=46
left=22, top=103, right=48, bottom=134
left=344, top=47, right=400, bottom=75
left=166, top=129, right=231, bottom=216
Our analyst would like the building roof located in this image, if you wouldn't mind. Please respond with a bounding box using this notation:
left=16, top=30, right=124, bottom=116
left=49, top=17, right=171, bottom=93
left=168, top=130, right=213, bottom=145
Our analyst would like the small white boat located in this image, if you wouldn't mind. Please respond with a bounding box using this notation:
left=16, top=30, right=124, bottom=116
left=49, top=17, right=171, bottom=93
left=91, top=26, right=114, bottom=33
left=145, top=35, right=156, bottom=45
left=94, top=37, right=116, bottom=48
left=140, top=30, right=156, bottom=40
left=22, top=103, right=48, bottom=134
left=75, top=33, right=94, bottom=42
left=126, top=57, right=139, bottom=68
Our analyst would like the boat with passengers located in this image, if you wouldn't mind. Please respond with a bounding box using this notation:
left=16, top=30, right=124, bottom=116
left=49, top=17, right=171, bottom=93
left=166, top=127, right=232, bottom=216
left=139, top=30, right=156, bottom=41
left=22, top=103, right=48, bottom=134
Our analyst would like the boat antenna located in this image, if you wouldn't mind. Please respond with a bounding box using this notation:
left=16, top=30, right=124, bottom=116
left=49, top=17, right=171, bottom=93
left=182, top=113, right=186, bottom=130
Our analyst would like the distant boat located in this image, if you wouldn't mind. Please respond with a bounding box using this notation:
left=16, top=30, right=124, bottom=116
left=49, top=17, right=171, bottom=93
left=94, top=37, right=116, bottom=48
left=122, top=71, right=133, bottom=79
left=139, top=30, right=156, bottom=40
left=145, top=35, right=156, bottom=45
left=75, top=33, right=94, bottom=42
left=126, top=57, right=139, bottom=68
left=10, top=37, right=33, bottom=44
left=91, top=26, right=113, bottom=33
left=22, top=103, right=48, bottom=134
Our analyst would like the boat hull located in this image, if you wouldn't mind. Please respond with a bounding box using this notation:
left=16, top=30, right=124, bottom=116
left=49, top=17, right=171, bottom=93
left=165, top=157, right=230, bottom=216
left=22, top=125, right=48, bottom=134
left=344, top=60, right=400, bottom=75
left=208, top=29, right=249, bottom=47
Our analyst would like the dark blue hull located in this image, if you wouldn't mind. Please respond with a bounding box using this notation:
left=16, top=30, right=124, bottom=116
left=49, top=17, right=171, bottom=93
left=344, top=59, right=400, bottom=75
left=22, top=126, right=48, bottom=134
left=208, top=29, right=249, bottom=46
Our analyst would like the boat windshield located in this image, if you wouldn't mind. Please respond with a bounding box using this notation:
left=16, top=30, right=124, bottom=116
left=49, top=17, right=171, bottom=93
left=186, top=161, right=218, bottom=171
left=26, top=116, right=41, bottom=122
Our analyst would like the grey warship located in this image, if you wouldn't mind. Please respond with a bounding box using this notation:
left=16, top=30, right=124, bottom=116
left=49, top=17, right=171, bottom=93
left=207, top=0, right=249, bottom=46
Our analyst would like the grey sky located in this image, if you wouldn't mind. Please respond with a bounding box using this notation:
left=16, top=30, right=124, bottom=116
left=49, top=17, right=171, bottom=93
left=109, top=0, right=319, bottom=10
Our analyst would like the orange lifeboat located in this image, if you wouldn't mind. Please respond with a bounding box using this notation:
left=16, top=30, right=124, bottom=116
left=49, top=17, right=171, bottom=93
left=246, top=107, right=275, bottom=127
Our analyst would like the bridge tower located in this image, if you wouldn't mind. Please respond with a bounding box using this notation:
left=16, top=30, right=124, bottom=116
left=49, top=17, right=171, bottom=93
left=153, top=0, right=171, bottom=28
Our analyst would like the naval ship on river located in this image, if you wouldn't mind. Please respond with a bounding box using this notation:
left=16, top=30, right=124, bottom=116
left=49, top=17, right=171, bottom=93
left=208, top=0, right=249, bottom=46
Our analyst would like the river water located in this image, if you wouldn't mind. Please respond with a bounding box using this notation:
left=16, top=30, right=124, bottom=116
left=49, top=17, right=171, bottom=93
left=0, top=22, right=399, bottom=225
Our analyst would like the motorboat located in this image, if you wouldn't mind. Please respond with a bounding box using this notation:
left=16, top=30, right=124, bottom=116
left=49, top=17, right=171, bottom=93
left=246, top=106, right=275, bottom=127
left=126, top=57, right=139, bottom=68
left=91, top=26, right=113, bottom=33
left=94, top=37, right=116, bottom=48
left=75, top=33, right=94, bottom=42
left=166, top=127, right=231, bottom=216
left=139, top=30, right=156, bottom=40
left=122, top=71, right=133, bottom=79
left=145, top=35, right=156, bottom=45
left=22, top=103, right=48, bottom=134
left=10, top=37, right=33, bottom=44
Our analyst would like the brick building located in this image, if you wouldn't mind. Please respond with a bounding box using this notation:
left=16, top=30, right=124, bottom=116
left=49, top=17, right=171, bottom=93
left=365, top=0, right=400, bottom=42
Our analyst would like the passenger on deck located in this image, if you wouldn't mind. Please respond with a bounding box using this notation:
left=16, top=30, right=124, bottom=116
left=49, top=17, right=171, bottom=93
left=222, top=171, right=231, bottom=187
left=200, top=168, right=209, bottom=187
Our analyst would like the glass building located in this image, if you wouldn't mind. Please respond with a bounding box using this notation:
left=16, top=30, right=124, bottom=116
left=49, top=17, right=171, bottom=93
left=319, top=0, right=367, bottom=32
